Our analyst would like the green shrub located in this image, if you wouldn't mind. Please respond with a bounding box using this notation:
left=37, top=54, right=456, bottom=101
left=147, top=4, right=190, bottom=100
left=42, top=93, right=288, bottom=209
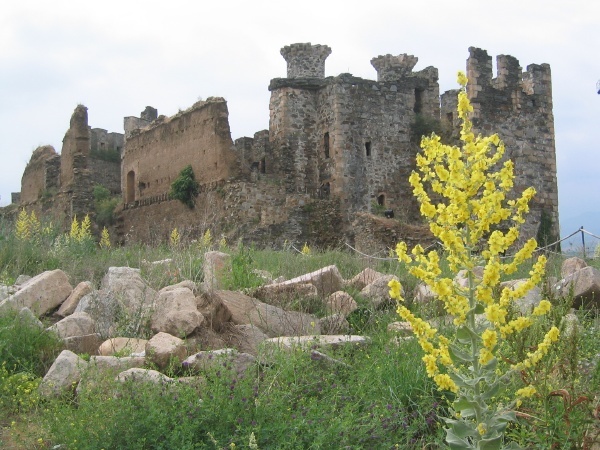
left=170, top=165, right=200, bottom=208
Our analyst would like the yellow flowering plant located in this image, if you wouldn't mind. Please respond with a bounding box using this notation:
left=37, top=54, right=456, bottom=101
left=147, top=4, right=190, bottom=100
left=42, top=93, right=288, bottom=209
left=388, top=72, right=559, bottom=449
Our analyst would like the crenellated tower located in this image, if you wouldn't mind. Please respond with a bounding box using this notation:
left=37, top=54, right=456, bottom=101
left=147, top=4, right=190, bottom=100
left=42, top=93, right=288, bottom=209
left=280, top=43, right=332, bottom=79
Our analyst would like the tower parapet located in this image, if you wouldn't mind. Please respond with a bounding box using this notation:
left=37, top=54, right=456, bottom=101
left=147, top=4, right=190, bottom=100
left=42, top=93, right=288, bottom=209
left=370, top=54, right=418, bottom=82
left=280, top=43, right=331, bottom=79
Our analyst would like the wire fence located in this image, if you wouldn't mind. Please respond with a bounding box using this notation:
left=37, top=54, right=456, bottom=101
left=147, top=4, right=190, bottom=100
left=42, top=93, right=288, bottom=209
left=340, top=227, right=600, bottom=262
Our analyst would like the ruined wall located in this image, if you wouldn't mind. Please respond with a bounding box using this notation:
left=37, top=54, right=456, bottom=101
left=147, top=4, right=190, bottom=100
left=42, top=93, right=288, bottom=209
left=268, top=46, right=440, bottom=224
left=122, top=98, right=239, bottom=204
left=441, top=47, right=560, bottom=243
left=60, top=105, right=90, bottom=189
left=20, top=146, right=60, bottom=204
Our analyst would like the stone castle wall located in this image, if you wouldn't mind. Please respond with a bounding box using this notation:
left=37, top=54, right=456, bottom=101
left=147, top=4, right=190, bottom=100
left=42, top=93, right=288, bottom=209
left=122, top=98, right=239, bottom=204
left=12, top=43, right=560, bottom=250
left=19, top=146, right=60, bottom=204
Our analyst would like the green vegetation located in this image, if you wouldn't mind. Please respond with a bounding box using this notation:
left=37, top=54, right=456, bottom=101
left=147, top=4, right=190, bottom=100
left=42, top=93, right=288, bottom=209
left=170, top=165, right=200, bottom=208
left=93, top=184, right=119, bottom=227
left=0, top=215, right=598, bottom=448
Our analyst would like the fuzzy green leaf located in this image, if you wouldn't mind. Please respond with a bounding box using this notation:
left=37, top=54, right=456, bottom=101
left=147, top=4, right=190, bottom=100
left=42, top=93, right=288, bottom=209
left=446, top=428, right=474, bottom=449
left=449, top=343, right=475, bottom=363
left=481, top=381, right=500, bottom=401
left=444, top=418, right=476, bottom=439
left=456, top=325, right=475, bottom=344
left=479, top=434, right=502, bottom=450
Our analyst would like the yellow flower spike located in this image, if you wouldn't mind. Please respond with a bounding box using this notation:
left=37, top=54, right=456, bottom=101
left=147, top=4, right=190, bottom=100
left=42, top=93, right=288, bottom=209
left=532, top=300, right=552, bottom=316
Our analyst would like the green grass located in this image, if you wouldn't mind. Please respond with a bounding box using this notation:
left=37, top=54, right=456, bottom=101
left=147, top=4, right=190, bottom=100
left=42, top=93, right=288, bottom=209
left=0, top=215, right=598, bottom=449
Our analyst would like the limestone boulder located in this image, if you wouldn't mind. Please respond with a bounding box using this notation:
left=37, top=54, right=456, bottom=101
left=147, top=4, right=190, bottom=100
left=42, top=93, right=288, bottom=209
left=387, top=321, right=414, bottom=337
left=89, top=355, right=146, bottom=372
left=261, top=335, right=369, bottom=353
left=183, top=349, right=256, bottom=377
left=151, top=287, right=204, bottom=337
left=253, top=282, right=318, bottom=307
left=360, top=274, right=401, bottom=309
left=225, top=324, right=270, bottom=356
left=146, top=332, right=187, bottom=369
left=319, top=314, right=349, bottom=335
left=1, top=269, right=72, bottom=317
left=57, top=281, right=93, bottom=317
left=63, top=334, right=102, bottom=355
left=99, top=337, right=148, bottom=356
left=161, top=280, right=198, bottom=293
left=454, top=267, right=484, bottom=288
left=39, top=350, right=88, bottom=398
left=555, top=266, right=600, bottom=309
left=14, top=274, right=32, bottom=286
left=203, top=251, right=231, bottom=291
left=75, top=267, right=157, bottom=338
left=347, top=268, right=385, bottom=291
left=561, top=257, right=587, bottom=278
left=499, top=280, right=543, bottom=315
left=413, top=283, right=436, bottom=304
left=48, top=311, right=95, bottom=339
left=325, top=291, right=358, bottom=316
left=216, top=290, right=320, bottom=337
left=275, top=265, right=344, bottom=297
left=116, top=368, right=173, bottom=385
left=17, top=307, right=43, bottom=329
left=196, top=291, right=232, bottom=332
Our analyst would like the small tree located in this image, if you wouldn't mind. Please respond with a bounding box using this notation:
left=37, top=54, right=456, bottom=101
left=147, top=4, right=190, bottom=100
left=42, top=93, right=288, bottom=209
left=170, top=165, right=200, bottom=208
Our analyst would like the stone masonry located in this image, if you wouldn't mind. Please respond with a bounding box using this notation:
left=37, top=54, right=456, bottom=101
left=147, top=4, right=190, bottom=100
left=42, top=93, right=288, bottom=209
left=12, top=44, right=560, bottom=251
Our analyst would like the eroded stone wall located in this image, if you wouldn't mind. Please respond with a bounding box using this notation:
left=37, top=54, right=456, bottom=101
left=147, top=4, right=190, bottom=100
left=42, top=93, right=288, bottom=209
left=122, top=98, right=239, bottom=204
left=20, top=146, right=60, bottom=204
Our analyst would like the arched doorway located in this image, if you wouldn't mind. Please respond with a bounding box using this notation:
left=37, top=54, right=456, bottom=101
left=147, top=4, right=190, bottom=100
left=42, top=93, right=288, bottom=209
left=126, top=170, right=135, bottom=203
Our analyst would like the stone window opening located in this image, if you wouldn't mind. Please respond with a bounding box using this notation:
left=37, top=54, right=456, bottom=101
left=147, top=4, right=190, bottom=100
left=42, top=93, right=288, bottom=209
left=323, top=132, right=330, bottom=159
left=377, top=193, right=385, bottom=206
left=365, top=141, right=372, bottom=157
left=320, top=182, right=331, bottom=199
left=260, top=157, right=266, bottom=174
left=126, top=170, right=135, bottom=203
left=446, top=112, right=453, bottom=124
left=100, top=142, right=105, bottom=148
left=414, top=89, right=424, bottom=114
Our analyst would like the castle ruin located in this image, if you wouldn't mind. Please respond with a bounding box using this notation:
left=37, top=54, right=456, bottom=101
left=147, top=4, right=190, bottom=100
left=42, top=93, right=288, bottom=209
left=12, top=44, right=560, bottom=251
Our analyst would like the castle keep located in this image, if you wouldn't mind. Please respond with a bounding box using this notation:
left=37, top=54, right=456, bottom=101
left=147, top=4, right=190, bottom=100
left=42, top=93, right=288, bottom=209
left=13, top=44, right=560, bottom=250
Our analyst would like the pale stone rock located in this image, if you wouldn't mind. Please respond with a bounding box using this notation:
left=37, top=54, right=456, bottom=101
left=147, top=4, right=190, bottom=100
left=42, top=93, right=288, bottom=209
left=48, top=311, right=95, bottom=338
left=160, top=280, right=197, bottom=293
left=0, top=285, right=9, bottom=302
left=196, top=292, right=232, bottom=332
left=63, top=333, right=102, bottom=355
left=116, top=368, right=173, bottom=385
left=271, top=265, right=344, bottom=297
left=14, top=274, right=32, bottom=286
left=216, top=290, right=320, bottom=337
left=413, top=283, right=436, bottom=304
left=89, top=355, right=146, bottom=371
left=561, top=312, right=580, bottom=340
left=226, top=324, right=269, bottom=356
left=17, top=307, right=43, bottom=329
left=75, top=267, right=157, bottom=338
left=203, top=251, right=231, bottom=291
left=347, top=268, right=385, bottom=291
left=146, top=332, right=187, bottom=369
left=39, top=350, right=88, bottom=397
left=499, top=280, right=542, bottom=315
left=253, top=282, right=318, bottom=306
left=319, top=314, right=349, bottom=335
left=561, top=257, right=587, bottom=278
left=2, top=269, right=72, bottom=317
left=57, top=281, right=93, bottom=317
left=261, top=335, right=369, bottom=353
left=360, top=274, right=400, bottom=309
left=387, top=321, right=413, bottom=337
left=151, top=287, right=204, bottom=337
left=98, top=337, right=148, bottom=356
left=454, top=267, right=484, bottom=288
left=325, top=291, right=358, bottom=316
left=555, top=266, right=600, bottom=308
left=183, top=349, right=256, bottom=377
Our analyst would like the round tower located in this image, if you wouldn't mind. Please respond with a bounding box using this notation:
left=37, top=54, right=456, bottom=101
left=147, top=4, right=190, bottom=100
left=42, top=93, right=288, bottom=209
left=370, top=54, right=418, bottom=82
left=280, top=43, right=332, bottom=79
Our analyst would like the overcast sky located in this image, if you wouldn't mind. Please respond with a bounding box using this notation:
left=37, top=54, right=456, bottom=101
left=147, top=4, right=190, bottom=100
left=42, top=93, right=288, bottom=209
left=1, top=0, right=598, bottom=242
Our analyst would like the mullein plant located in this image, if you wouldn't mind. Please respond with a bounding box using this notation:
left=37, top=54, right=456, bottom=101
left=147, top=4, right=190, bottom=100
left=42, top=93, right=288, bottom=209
left=388, top=72, right=559, bottom=449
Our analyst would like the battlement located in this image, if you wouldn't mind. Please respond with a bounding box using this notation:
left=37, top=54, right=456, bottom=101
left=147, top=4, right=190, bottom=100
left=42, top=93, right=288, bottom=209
left=370, top=54, right=418, bottom=82
left=466, top=47, right=552, bottom=111
left=280, top=43, right=332, bottom=79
